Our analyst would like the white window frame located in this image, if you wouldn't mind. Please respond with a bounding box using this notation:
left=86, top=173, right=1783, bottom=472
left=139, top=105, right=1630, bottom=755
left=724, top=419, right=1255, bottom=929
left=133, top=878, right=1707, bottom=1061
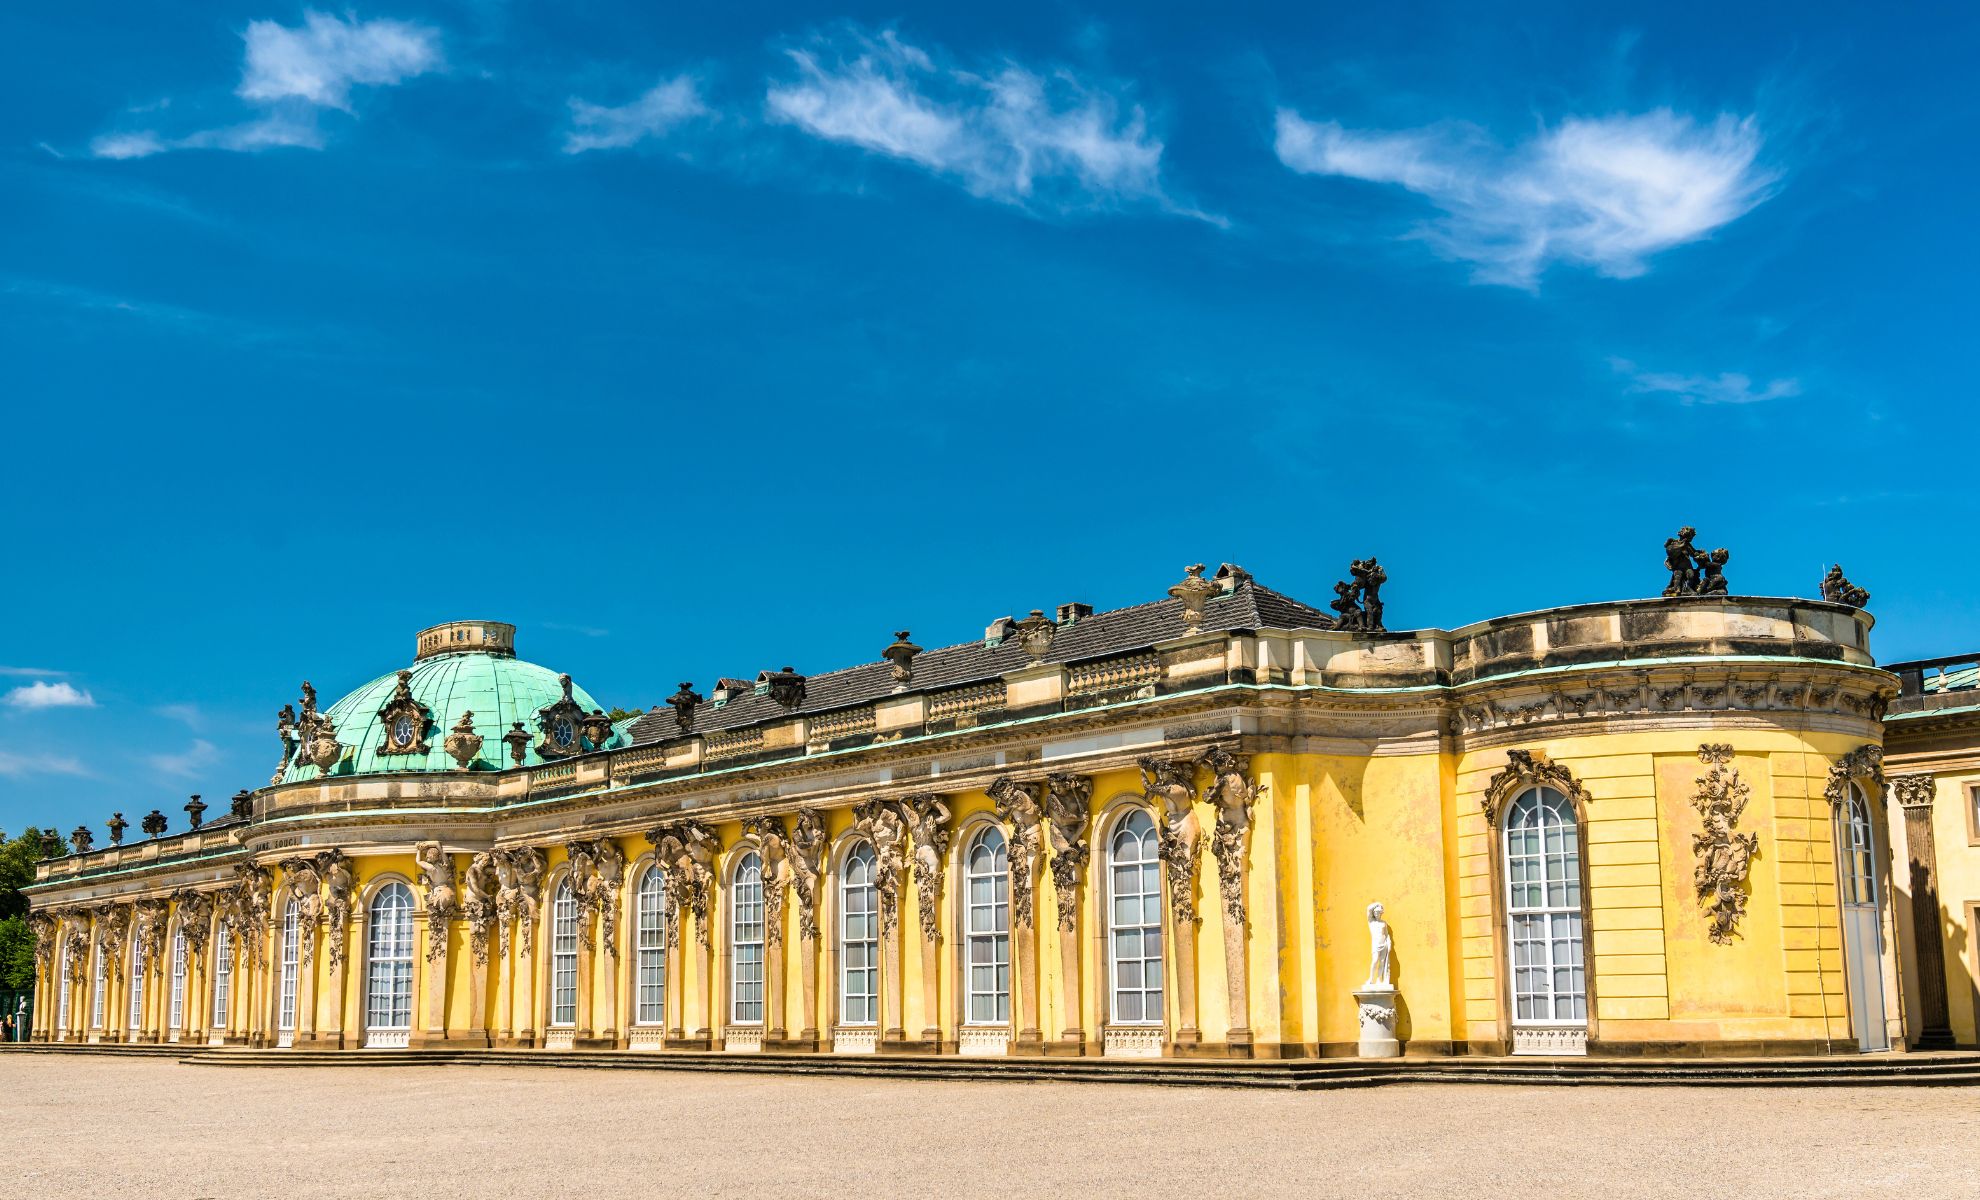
left=964, top=827, right=1011, bottom=1026
left=90, top=942, right=105, bottom=1030
left=1840, top=786, right=1879, bottom=907
left=634, top=866, right=667, bottom=1027
left=730, top=853, right=765, bottom=1026
left=365, top=883, right=415, bottom=1036
left=56, top=940, right=71, bottom=1033
left=277, top=899, right=300, bottom=1037
left=168, top=929, right=187, bottom=1035
left=128, top=937, right=144, bottom=1033
left=1503, top=786, right=1587, bottom=1026
left=1106, top=810, right=1164, bottom=1027
left=550, top=880, right=578, bottom=1028
left=212, top=926, right=231, bottom=1029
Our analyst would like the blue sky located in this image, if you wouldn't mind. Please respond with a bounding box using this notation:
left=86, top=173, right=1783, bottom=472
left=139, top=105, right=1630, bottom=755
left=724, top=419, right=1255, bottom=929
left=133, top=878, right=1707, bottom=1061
left=2, top=2, right=1974, bottom=837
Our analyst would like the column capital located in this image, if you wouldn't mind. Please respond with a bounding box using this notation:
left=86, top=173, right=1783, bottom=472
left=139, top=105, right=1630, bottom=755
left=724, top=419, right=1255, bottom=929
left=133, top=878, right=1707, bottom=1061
left=1891, top=773, right=1937, bottom=810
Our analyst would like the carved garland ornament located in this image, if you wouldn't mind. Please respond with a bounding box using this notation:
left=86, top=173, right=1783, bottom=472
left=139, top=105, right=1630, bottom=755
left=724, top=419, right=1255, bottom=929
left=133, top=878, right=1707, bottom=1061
left=1823, top=744, right=1884, bottom=810
left=1691, top=745, right=1759, bottom=945
left=1044, top=774, right=1094, bottom=933
left=462, top=850, right=499, bottom=967
left=1481, top=749, right=1593, bottom=826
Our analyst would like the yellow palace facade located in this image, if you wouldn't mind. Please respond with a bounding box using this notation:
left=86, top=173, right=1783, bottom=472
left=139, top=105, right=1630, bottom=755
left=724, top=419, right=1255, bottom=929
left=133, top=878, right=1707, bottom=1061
left=24, top=555, right=1970, bottom=1060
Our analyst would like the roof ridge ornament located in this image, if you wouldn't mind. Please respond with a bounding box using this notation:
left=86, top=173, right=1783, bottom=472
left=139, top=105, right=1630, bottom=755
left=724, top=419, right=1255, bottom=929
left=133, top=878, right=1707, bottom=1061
left=764, top=666, right=807, bottom=710
left=1014, top=610, right=1056, bottom=661
left=1322, top=557, right=1388, bottom=633
left=1820, top=564, right=1870, bottom=608
left=445, top=711, right=483, bottom=770
left=1169, top=564, right=1218, bottom=633
left=883, top=631, right=922, bottom=686
left=666, top=682, right=703, bottom=731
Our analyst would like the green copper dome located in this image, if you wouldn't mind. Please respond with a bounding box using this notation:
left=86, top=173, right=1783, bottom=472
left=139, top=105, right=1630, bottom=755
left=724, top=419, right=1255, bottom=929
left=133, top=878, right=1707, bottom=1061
left=281, top=620, right=622, bottom=781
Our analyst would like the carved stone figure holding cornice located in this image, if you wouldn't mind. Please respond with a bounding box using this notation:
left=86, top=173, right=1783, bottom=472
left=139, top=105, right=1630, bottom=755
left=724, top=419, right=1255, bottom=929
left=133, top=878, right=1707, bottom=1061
left=280, top=855, right=323, bottom=966
left=1201, top=746, right=1261, bottom=927
left=1044, top=775, right=1093, bottom=934
left=27, top=911, right=56, bottom=974
left=64, top=920, right=90, bottom=986
left=989, top=777, right=1045, bottom=929
left=1168, top=564, right=1219, bottom=634
left=744, top=816, right=791, bottom=948
left=95, top=905, right=129, bottom=982
left=234, top=862, right=273, bottom=969
left=646, top=822, right=719, bottom=946
left=462, top=850, right=499, bottom=966
left=174, top=890, right=214, bottom=958
left=494, top=846, right=546, bottom=955
left=1691, top=745, right=1759, bottom=945
left=789, top=808, right=826, bottom=942
left=901, top=795, right=952, bottom=941
left=133, top=899, right=168, bottom=977
left=1140, top=757, right=1202, bottom=925
left=854, top=800, right=909, bottom=935
left=316, top=851, right=355, bottom=967
left=592, top=840, right=626, bottom=955
left=416, top=842, right=458, bottom=961
left=445, top=712, right=483, bottom=770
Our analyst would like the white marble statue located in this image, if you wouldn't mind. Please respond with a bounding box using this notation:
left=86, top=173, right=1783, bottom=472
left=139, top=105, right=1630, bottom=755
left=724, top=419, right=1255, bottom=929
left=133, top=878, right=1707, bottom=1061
left=1364, top=901, right=1393, bottom=989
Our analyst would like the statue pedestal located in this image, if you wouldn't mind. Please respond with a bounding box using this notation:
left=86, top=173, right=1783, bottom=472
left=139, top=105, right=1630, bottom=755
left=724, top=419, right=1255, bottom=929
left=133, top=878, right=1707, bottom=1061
left=1353, top=986, right=1400, bottom=1058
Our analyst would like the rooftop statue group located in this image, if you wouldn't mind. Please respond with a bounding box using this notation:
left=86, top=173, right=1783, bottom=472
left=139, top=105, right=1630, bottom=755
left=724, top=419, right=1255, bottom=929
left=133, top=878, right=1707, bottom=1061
left=1325, top=557, right=1387, bottom=634
left=1662, top=526, right=1731, bottom=597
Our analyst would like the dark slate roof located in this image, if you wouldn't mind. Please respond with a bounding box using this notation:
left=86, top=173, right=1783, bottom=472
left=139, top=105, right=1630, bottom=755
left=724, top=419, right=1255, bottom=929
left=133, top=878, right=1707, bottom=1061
left=626, top=579, right=1335, bottom=745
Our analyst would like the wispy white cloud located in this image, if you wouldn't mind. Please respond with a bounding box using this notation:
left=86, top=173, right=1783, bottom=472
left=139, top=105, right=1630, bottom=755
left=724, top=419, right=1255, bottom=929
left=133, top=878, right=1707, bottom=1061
left=563, top=76, right=708, bottom=153
left=1610, top=357, right=1801, bottom=405
left=1274, top=107, right=1776, bottom=287
left=89, top=11, right=439, bottom=160
left=0, top=750, right=92, bottom=778
left=156, top=703, right=205, bottom=729
left=0, top=666, right=67, bottom=678
left=146, top=738, right=220, bottom=779
left=766, top=28, right=1207, bottom=220
left=239, top=11, right=441, bottom=110
left=3, top=681, right=96, bottom=710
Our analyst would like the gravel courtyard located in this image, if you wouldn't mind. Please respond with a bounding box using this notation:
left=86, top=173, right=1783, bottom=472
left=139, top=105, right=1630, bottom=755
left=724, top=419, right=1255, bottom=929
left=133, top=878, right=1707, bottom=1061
left=6, top=1055, right=1977, bottom=1199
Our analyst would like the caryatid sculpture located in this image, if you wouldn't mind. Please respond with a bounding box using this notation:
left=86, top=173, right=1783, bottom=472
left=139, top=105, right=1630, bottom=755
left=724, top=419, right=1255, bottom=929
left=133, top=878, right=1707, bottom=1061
left=315, top=850, right=355, bottom=967
left=789, top=809, right=826, bottom=942
left=901, top=794, right=953, bottom=942
left=415, top=842, right=458, bottom=962
left=462, top=850, right=500, bottom=966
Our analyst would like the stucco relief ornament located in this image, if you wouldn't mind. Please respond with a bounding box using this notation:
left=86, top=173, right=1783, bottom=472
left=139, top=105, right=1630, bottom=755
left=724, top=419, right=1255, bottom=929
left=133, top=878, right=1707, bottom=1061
left=665, top=682, right=703, bottom=732
left=989, top=777, right=1045, bottom=929
left=1044, top=775, right=1094, bottom=933
left=789, top=808, right=827, bottom=942
left=1823, top=744, right=1885, bottom=810
left=745, top=816, right=791, bottom=948
left=1201, top=746, right=1262, bottom=927
left=444, top=711, right=484, bottom=770
left=376, top=669, right=435, bottom=756
left=1168, top=564, right=1219, bottom=634
left=1691, top=745, right=1760, bottom=944
left=901, top=794, right=952, bottom=941
left=1140, top=757, right=1202, bottom=925
left=1481, top=749, right=1591, bottom=826
left=883, top=632, right=922, bottom=686
left=416, top=842, right=459, bottom=962
left=462, top=850, right=499, bottom=966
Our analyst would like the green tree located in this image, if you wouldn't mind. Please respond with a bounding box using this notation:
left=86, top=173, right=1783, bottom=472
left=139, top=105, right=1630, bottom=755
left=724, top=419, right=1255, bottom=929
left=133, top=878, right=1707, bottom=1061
left=0, top=827, right=56, bottom=990
left=604, top=706, right=646, bottom=723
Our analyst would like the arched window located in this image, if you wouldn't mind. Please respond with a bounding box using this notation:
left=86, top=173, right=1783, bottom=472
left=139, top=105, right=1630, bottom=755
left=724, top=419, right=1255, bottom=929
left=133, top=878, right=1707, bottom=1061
left=635, top=866, right=667, bottom=1026
left=550, top=879, right=578, bottom=1028
left=128, top=936, right=144, bottom=1033
left=168, top=929, right=187, bottom=1034
left=731, top=853, right=764, bottom=1025
left=1107, top=810, right=1163, bottom=1026
left=964, top=827, right=1011, bottom=1025
left=277, top=898, right=300, bottom=1039
left=212, top=925, right=232, bottom=1030
left=1840, top=785, right=1878, bottom=905
left=840, top=843, right=879, bottom=1026
left=56, top=939, right=71, bottom=1033
left=365, top=883, right=415, bottom=1038
left=1504, top=787, right=1586, bottom=1025
left=1837, top=782, right=1890, bottom=1052
left=90, top=941, right=105, bottom=1029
